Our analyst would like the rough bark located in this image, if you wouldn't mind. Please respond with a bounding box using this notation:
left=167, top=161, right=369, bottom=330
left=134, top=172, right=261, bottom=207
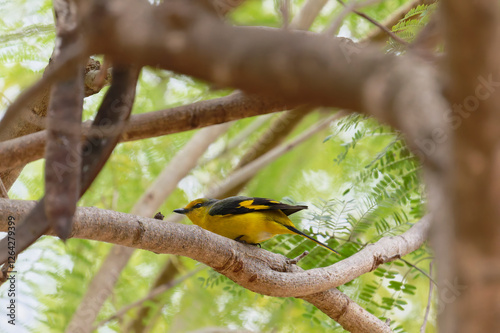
left=0, top=92, right=291, bottom=173
left=0, top=199, right=430, bottom=332
left=438, top=0, right=500, bottom=331
left=2, top=0, right=499, bottom=331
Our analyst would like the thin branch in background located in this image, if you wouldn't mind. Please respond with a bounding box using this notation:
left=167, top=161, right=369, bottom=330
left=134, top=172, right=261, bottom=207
left=0, top=178, right=8, bottom=199
left=328, top=0, right=382, bottom=35
left=93, top=267, right=205, bottom=329
left=365, top=0, right=424, bottom=42
left=420, top=261, right=434, bottom=333
left=126, top=257, right=184, bottom=332
left=198, top=115, right=272, bottom=166
left=138, top=113, right=345, bottom=229
left=208, top=112, right=345, bottom=198
left=399, top=257, right=437, bottom=286
left=290, top=0, right=328, bottom=30
left=0, top=254, right=16, bottom=286
left=278, top=0, right=291, bottom=29
left=0, top=92, right=291, bottom=174
left=220, top=106, right=313, bottom=197
left=333, top=0, right=409, bottom=45
left=0, top=91, right=13, bottom=106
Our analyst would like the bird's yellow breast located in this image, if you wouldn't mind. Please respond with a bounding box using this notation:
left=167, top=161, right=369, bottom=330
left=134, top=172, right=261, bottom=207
left=192, top=210, right=296, bottom=244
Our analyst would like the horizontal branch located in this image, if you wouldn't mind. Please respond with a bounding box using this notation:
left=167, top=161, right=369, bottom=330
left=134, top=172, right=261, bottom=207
left=81, top=0, right=450, bottom=169
left=0, top=199, right=430, bottom=298
left=86, top=0, right=385, bottom=111
left=0, top=92, right=291, bottom=172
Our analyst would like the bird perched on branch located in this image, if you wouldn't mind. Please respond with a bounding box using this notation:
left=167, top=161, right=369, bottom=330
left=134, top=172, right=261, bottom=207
left=174, top=196, right=339, bottom=255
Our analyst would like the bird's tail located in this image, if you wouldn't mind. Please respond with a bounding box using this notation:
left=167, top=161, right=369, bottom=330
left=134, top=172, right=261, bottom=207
left=285, top=225, right=340, bottom=255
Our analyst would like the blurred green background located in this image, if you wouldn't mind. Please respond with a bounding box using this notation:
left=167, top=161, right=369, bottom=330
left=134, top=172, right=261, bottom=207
left=0, top=0, right=435, bottom=332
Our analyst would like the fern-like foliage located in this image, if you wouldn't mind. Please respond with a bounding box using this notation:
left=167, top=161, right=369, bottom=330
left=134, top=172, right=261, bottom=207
left=317, top=114, right=432, bottom=332
left=388, top=3, right=438, bottom=53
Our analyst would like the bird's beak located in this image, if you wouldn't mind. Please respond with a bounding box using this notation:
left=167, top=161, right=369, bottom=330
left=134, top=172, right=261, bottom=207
left=173, top=208, right=188, bottom=214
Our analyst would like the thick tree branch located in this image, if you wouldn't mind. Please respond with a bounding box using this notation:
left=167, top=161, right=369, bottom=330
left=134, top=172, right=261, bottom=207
left=83, top=0, right=388, bottom=111
left=436, top=1, right=500, bottom=332
left=80, top=0, right=450, bottom=166
left=0, top=199, right=430, bottom=298
left=0, top=199, right=428, bottom=331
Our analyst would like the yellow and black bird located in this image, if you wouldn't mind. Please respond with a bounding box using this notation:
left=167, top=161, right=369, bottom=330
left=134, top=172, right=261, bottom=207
left=174, top=196, right=339, bottom=255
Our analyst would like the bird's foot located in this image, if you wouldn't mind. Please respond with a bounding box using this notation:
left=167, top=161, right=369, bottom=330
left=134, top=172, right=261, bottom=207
left=234, top=235, right=261, bottom=248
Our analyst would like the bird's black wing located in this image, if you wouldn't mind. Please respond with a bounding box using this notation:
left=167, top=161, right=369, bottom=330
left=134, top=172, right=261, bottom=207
left=208, top=196, right=307, bottom=216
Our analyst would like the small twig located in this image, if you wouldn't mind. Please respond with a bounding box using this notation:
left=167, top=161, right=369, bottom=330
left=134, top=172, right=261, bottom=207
left=287, top=251, right=310, bottom=264
left=0, top=178, right=8, bottom=198
left=420, top=261, right=434, bottom=333
left=93, top=267, right=205, bottom=329
left=198, top=115, right=272, bottom=166
left=399, top=257, right=437, bottom=286
left=335, top=0, right=409, bottom=46
left=0, top=256, right=16, bottom=286
left=0, top=91, right=13, bottom=105
left=365, top=0, right=422, bottom=42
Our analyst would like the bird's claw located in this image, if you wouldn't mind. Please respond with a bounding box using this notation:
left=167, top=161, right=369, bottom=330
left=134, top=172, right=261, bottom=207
left=234, top=235, right=261, bottom=247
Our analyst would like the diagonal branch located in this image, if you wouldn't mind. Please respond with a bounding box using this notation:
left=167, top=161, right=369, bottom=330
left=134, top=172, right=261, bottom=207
left=333, top=0, right=408, bottom=45
left=94, top=266, right=204, bottom=330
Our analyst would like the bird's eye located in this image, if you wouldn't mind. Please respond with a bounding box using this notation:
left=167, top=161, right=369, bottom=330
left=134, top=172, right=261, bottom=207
left=193, top=203, right=203, bottom=208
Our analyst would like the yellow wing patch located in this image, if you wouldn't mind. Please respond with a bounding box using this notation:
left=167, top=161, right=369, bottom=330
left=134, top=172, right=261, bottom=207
left=238, top=200, right=271, bottom=210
